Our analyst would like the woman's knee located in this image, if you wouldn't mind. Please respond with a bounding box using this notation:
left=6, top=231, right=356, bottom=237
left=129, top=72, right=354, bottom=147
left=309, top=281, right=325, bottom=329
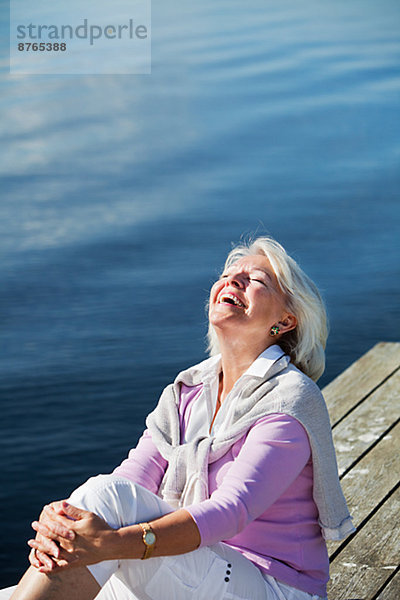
left=68, top=474, right=141, bottom=529
left=67, top=475, right=173, bottom=530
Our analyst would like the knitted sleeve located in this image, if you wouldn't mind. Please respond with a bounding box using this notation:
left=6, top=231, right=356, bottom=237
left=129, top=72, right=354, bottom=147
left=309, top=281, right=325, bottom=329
left=113, top=429, right=168, bottom=494
left=186, top=413, right=311, bottom=546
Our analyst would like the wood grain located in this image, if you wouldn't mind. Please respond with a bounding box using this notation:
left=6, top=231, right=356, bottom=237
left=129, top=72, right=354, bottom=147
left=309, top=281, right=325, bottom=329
left=328, top=422, right=400, bottom=558
left=375, top=569, right=400, bottom=599
left=331, top=370, right=400, bottom=477
left=329, top=487, right=400, bottom=599
left=323, top=342, right=400, bottom=426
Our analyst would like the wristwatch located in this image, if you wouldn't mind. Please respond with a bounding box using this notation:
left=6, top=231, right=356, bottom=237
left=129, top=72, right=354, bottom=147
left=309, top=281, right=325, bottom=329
left=139, top=522, right=156, bottom=560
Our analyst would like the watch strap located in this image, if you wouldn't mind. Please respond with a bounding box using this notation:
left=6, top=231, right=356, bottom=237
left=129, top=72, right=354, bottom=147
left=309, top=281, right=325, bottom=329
left=139, top=522, right=156, bottom=560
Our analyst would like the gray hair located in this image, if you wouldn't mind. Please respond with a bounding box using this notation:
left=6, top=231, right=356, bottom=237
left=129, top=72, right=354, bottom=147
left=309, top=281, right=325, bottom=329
left=207, top=236, right=328, bottom=382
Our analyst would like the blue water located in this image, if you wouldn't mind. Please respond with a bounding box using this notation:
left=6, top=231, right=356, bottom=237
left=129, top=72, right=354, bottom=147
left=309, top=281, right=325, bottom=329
left=1, top=0, right=399, bottom=586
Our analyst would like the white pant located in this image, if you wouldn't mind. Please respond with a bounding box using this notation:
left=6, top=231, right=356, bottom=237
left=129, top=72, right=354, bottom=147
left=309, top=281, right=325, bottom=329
left=64, top=474, right=323, bottom=600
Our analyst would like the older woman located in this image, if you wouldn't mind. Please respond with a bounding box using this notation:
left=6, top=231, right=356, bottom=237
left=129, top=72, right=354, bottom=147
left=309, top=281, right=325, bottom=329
left=11, top=236, right=354, bottom=600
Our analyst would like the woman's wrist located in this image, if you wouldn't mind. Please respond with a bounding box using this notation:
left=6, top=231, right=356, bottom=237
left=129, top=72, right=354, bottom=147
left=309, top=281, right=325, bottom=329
left=110, top=524, right=144, bottom=561
left=107, top=510, right=201, bottom=562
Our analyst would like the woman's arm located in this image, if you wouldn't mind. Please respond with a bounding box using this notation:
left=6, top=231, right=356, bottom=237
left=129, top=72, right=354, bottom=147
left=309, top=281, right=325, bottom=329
left=29, top=414, right=310, bottom=570
left=113, top=429, right=168, bottom=494
left=113, top=507, right=201, bottom=559
left=29, top=428, right=168, bottom=570
left=28, top=428, right=199, bottom=571
left=28, top=502, right=200, bottom=572
left=187, top=413, right=311, bottom=546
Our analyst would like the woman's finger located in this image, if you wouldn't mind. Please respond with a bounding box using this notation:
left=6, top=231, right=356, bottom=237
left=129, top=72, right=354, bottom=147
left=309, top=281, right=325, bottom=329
left=36, top=549, right=78, bottom=573
left=33, top=532, right=58, bottom=555
left=38, top=501, right=67, bottom=525
left=28, top=537, right=60, bottom=559
left=38, top=550, right=57, bottom=571
left=50, top=500, right=70, bottom=515
left=48, top=500, right=63, bottom=512
left=59, top=501, right=87, bottom=520
left=32, top=519, right=75, bottom=542
left=41, top=506, right=77, bottom=537
left=30, top=543, right=76, bottom=573
left=29, top=547, right=55, bottom=573
left=31, top=521, right=57, bottom=541
left=34, top=548, right=57, bottom=572
left=29, top=548, right=41, bottom=569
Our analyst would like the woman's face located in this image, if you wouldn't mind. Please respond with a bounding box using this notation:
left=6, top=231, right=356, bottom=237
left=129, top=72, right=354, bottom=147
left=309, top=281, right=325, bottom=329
left=209, top=254, right=292, bottom=346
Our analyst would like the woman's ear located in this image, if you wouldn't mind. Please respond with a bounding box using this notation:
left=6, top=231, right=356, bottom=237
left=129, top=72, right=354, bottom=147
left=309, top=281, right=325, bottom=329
left=278, top=314, right=297, bottom=334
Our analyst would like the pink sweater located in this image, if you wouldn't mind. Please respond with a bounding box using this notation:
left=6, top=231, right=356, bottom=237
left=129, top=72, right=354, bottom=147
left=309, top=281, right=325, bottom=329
left=115, top=383, right=329, bottom=597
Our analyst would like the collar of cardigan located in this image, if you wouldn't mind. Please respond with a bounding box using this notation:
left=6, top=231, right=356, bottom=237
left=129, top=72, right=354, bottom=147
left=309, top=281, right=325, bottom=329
left=173, top=344, right=287, bottom=388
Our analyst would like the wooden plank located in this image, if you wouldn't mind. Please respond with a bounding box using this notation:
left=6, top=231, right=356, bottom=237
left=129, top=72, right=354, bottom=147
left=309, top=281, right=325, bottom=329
left=331, top=369, right=400, bottom=476
left=375, top=569, right=400, bottom=599
left=329, top=487, right=400, bottom=599
left=323, top=342, right=400, bottom=426
left=328, top=421, right=400, bottom=557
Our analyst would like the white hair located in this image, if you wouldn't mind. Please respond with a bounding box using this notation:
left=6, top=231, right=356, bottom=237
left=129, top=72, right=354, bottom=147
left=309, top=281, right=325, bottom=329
left=207, top=236, right=328, bottom=382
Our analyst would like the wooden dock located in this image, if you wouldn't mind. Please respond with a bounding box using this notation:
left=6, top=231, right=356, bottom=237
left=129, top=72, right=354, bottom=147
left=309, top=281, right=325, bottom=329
left=1, top=342, right=399, bottom=599
left=324, top=342, right=400, bottom=599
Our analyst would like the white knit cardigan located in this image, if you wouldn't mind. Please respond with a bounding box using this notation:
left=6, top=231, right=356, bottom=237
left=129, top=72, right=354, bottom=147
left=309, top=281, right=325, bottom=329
left=146, top=354, right=355, bottom=541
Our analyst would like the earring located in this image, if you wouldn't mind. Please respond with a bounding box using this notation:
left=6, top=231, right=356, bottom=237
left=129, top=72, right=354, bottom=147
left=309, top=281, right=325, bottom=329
left=270, top=325, right=280, bottom=336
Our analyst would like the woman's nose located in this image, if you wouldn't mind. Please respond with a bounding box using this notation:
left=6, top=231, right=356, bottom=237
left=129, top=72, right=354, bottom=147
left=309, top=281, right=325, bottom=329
left=226, top=273, right=243, bottom=288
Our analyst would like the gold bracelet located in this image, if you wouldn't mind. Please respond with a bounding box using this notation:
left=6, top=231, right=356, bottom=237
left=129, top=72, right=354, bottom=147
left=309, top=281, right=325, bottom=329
left=138, top=522, right=156, bottom=560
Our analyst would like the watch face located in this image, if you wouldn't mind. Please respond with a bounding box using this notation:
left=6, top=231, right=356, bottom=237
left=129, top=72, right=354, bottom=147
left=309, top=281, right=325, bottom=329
left=144, top=531, right=156, bottom=546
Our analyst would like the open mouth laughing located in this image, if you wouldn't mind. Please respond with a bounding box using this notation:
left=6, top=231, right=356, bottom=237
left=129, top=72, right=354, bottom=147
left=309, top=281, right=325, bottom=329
left=218, top=293, right=246, bottom=308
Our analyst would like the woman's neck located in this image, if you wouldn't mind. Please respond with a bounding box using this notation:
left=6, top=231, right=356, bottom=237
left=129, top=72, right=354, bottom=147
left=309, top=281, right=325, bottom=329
left=218, top=337, right=273, bottom=403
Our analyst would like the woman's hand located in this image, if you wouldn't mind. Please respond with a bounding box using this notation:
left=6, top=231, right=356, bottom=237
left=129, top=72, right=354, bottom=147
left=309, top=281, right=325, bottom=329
left=28, top=501, right=116, bottom=573
left=28, top=501, right=68, bottom=571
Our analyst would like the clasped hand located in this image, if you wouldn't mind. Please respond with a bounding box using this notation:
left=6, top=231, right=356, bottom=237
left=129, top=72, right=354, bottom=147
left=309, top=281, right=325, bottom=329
left=28, top=501, right=115, bottom=573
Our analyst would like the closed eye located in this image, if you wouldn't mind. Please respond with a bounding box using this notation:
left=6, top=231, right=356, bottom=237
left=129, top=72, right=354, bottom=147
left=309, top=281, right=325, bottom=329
left=250, top=278, right=268, bottom=286
left=219, top=274, right=268, bottom=286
